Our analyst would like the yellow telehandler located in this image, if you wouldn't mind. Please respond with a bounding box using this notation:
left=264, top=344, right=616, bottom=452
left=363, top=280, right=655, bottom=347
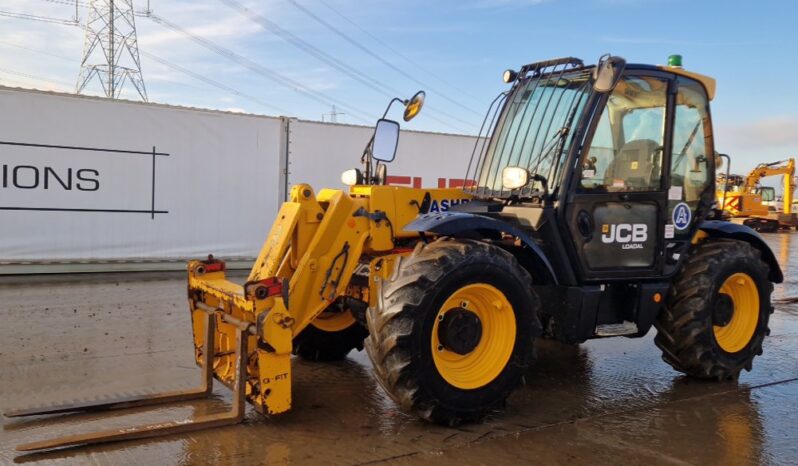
left=8, top=55, right=783, bottom=452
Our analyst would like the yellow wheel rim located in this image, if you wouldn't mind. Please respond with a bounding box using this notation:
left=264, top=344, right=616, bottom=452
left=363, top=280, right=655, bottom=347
left=432, top=283, right=516, bottom=390
left=311, top=309, right=356, bottom=332
left=713, top=273, right=759, bottom=353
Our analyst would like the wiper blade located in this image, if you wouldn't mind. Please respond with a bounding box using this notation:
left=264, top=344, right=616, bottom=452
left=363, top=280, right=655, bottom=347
left=529, top=125, right=569, bottom=184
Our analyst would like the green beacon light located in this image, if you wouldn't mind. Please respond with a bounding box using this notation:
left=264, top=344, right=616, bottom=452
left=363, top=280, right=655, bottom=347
left=668, top=54, right=683, bottom=68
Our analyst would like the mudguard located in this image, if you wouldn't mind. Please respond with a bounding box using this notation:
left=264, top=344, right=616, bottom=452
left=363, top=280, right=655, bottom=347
left=699, top=220, right=784, bottom=283
left=403, top=211, right=559, bottom=284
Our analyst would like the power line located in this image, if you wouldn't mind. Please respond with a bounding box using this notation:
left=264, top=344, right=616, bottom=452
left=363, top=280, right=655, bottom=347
left=141, top=50, right=293, bottom=115
left=2, top=1, right=474, bottom=131
left=217, top=0, right=471, bottom=132
left=148, top=13, right=376, bottom=123
left=40, top=0, right=88, bottom=6
left=0, top=37, right=308, bottom=119
left=317, top=0, right=481, bottom=102
left=0, top=9, right=78, bottom=26
left=219, top=0, right=399, bottom=98
left=0, top=67, right=73, bottom=91
left=288, top=0, right=481, bottom=117
left=0, top=40, right=74, bottom=62
left=39, top=0, right=88, bottom=7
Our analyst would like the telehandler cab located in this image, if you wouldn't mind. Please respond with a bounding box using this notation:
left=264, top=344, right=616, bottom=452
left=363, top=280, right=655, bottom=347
left=9, top=54, right=782, bottom=451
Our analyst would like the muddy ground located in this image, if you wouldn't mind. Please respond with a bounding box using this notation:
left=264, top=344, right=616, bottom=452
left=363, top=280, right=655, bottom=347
left=1, top=234, right=797, bottom=465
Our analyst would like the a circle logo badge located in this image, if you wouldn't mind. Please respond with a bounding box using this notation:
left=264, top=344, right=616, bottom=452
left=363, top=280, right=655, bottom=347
left=673, top=202, right=691, bottom=230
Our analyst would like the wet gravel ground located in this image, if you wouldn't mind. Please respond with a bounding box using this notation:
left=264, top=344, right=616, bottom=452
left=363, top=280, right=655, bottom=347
left=1, top=233, right=796, bottom=465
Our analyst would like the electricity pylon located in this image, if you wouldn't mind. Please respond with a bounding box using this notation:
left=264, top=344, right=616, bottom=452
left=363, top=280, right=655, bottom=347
left=76, top=0, right=147, bottom=101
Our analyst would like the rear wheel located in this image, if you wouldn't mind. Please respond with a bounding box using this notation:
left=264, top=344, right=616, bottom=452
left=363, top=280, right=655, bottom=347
left=365, top=238, right=540, bottom=425
left=655, top=239, right=773, bottom=380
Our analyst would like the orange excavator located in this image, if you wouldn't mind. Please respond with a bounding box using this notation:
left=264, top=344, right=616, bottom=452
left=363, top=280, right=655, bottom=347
left=717, top=158, right=796, bottom=231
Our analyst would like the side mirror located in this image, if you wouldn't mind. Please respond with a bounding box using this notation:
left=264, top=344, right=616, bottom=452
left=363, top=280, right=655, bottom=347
left=403, top=91, right=425, bottom=122
left=372, top=119, right=400, bottom=162
left=592, top=54, right=626, bottom=93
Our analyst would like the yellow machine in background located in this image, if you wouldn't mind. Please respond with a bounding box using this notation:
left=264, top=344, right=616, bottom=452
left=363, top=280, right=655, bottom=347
left=718, top=158, right=796, bottom=231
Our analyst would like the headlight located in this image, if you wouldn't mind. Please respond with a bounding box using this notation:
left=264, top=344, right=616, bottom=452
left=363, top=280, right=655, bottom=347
left=502, top=166, right=529, bottom=190
left=503, top=69, right=518, bottom=84
left=341, top=168, right=363, bottom=186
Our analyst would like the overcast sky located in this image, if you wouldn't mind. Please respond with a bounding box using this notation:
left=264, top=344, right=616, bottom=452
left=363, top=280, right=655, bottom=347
left=1, top=0, right=797, bottom=178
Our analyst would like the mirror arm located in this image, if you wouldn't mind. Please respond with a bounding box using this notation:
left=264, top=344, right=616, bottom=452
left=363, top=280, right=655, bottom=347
left=361, top=136, right=374, bottom=185
left=381, top=97, right=405, bottom=119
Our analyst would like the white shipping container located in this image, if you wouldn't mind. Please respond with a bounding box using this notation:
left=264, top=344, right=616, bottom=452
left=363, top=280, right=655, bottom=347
left=0, top=87, right=283, bottom=265
left=0, top=87, right=478, bottom=271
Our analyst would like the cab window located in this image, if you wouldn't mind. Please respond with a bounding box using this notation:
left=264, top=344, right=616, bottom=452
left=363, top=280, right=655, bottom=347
left=670, top=78, right=713, bottom=207
left=579, top=76, right=668, bottom=192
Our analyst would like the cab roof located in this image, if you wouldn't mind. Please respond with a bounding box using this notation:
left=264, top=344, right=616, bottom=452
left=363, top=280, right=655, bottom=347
left=626, top=63, right=717, bottom=101
left=514, top=57, right=717, bottom=101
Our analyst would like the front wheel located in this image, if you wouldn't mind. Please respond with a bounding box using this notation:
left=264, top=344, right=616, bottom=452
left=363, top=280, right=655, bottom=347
left=365, top=238, right=540, bottom=425
left=655, top=238, right=773, bottom=380
left=293, top=305, right=367, bottom=362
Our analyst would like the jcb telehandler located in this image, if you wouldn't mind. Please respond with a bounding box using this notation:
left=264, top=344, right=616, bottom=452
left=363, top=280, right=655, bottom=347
left=9, top=54, right=782, bottom=452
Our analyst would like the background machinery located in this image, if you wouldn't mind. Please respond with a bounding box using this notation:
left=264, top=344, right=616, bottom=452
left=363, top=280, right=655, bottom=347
left=718, top=158, right=796, bottom=231
left=8, top=55, right=783, bottom=452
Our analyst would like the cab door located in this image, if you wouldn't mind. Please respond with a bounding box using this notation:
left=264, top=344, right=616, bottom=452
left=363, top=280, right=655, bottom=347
left=564, top=72, right=674, bottom=281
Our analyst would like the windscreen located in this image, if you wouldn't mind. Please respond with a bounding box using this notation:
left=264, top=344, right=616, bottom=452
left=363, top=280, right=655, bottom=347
left=465, top=67, right=593, bottom=198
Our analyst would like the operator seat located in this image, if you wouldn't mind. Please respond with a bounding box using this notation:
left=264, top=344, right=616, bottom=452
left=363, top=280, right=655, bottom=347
left=604, top=139, right=660, bottom=191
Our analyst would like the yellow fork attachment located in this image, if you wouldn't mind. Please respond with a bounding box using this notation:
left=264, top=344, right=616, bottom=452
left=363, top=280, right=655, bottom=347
left=7, top=184, right=372, bottom=453
left=7, top=307, right=250, bottom=452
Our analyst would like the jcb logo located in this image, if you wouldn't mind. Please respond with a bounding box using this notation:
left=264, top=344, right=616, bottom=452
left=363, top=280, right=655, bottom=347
left=601, top=223, right=647, bottom=249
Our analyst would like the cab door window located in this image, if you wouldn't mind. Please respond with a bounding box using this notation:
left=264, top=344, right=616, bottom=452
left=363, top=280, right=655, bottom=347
left=670, top=77, right=713, bottom=208
left=579, top=76, right=668, bottom=192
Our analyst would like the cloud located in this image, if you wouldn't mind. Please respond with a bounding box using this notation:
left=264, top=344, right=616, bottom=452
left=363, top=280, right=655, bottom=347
left=715, top=117, right=798, bottom=173
left=137, top=13, right=263, bottom=48
left=381, top=24, right=468, bottom=33
left=0, top=0, right=299, bottom=96
left=596, top=0, right=660, bottom=5
left=718, top=116, right=798, bottom=149
left=464, top=0, right=550, bottom=9
left=600, top=35, right=779, bottom=47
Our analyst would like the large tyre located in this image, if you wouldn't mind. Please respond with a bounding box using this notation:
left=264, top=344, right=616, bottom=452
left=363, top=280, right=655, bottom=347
left=365, top=238, right=540, bottom=425
left=655, top=238, right=773, bottom=380
left=293, top=305, right=368, bottom=362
